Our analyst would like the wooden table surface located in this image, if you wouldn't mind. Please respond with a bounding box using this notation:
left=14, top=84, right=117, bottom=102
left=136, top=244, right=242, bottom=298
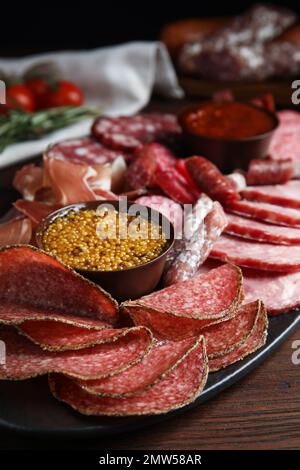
left=0, top=99, right=300, bottom=450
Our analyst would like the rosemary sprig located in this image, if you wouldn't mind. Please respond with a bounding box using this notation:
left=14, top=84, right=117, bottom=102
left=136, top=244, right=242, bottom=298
left=0, top=106, right=99, bottom=152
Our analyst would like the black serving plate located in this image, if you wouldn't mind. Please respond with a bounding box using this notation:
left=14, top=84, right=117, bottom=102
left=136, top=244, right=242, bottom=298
left=0, top=310, right=299, bottom=439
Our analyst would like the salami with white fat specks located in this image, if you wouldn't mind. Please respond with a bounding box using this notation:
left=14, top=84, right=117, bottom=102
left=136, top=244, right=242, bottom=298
left=198, top=259, right=300, bottom=315
left=47, top=136, right=130, bottom=165
left=241, top=181, right=300, bottom=209
left=0, top=326, right=152, bottom=380
left=92, top=114, right=181, bottom=153
left=163, top=201, right=227, bottom=286
left=225, top=213, right=300, bottom=245
left=17, top=321, right=138, bottom=351
left=77, top=336, right=198, bottom=397
left=203, top=300, right=264, bottom=358
left=48, top=336, right=208, bottom=416
left=227, top=199, right=300, bottom=227
left=211, top=234, right=300, bottom=271
left=123, top=264, right=243, bottom=339
left=209, top=301, right=268, bottom=371
left=0, top=246, right=118, bottom=328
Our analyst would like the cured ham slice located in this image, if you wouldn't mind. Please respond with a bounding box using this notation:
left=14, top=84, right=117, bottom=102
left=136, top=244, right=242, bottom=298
left=14, top=200, right=60, bottom=227
left=211, top=234, right=300, bottom=271
left=242, top=180, right=300, bottom=209
left=13, top=164, right=44, bottom=201
left=48, top=335, right=208, bottom=416
left=0, top=217, right=32, bottom=246
left=225, top=213, right=300, bottom=245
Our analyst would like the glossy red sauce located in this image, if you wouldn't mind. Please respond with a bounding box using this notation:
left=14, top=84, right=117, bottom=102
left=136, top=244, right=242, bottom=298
left=182, top=102, right=275, bottom=140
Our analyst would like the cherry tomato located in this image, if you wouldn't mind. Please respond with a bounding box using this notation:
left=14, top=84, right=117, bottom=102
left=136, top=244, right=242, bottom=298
left=25, top=78, right=50, bottom=109
left=46, top=81, right=84, bottom=108
left=6, top=84, right=36, bottom=112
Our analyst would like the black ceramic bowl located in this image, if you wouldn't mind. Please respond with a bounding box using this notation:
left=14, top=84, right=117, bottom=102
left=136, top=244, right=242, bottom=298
left=178, top=102, right=279, bottom=173
left=36, top=200, right=174, bottom=302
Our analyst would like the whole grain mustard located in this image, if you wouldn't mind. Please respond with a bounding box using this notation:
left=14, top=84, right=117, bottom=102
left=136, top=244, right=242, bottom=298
left=42, top=209, right=167, bottom=271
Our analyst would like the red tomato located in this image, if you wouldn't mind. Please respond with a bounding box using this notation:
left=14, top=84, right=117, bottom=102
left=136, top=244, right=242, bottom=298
left=6, top=84, right=36, bottom=112
left=46, top=81, right=84, bottom=108
left=25, top=78, right=50, bottom=109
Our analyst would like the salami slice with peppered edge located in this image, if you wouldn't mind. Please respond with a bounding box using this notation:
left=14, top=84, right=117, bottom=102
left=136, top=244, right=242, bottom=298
left=198, top=259, right=300, bottom=315
left=185, top=156, right=240, bottom=204
left=209, top=301, right=268, bottom=371
left=47, top=136, right=130, bottom=165
left=211, top=234, right=300, bottom=272
left=246, top=158, right=293, bottom=186
left=241, top=180, right=300, bottom=209
left=77, top=336, right=198, bottom=397
left=17, top=321, right=137, bottom=351
left=0, top=246, right=118, bottom=327
left=203, top=300, right=264, bottom=359
left=225, top=213, right=300, bottom=245
left=163, top=201, right=227, bottom=286
left=48, top=335, right=208, bottom=416
left=0, top=325, right=152, bottom=380
left=227, top=199, right=300, bottom=227
left=123, top=264, right=243, bottom=339
left=92, top=114, right=181, bottom=153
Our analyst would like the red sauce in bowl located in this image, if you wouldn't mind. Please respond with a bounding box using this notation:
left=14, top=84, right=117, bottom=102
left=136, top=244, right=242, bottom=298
left=182, top=102, right=275, bottom=140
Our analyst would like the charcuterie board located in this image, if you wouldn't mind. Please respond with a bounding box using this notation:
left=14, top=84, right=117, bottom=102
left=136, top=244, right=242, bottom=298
left=0, top=310, right=298, bottom=437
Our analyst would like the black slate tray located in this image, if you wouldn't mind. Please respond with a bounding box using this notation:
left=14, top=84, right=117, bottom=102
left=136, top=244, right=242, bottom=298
left=0, top=310, right=299, bottom=439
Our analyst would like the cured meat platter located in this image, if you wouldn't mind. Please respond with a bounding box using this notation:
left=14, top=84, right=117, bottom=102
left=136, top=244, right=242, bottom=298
left=0, top=310, right=298, bottom=436
left=1, top=96, right=300, bottom=436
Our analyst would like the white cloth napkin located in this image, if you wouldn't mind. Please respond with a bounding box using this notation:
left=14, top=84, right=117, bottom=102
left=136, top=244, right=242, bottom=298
left=0, top=42, right=184, bottom=169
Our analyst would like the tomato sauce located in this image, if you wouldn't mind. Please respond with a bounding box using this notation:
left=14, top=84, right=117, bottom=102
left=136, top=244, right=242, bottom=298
left=182, top=102, right=275, bottom=140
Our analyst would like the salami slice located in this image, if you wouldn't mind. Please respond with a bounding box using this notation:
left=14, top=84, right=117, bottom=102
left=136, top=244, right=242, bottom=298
left=241, top=180, right=300, bottom=209
left=47, top=137, right=130, bottom=165
left=209, top=301, right=268, bottom=371
left=227, top=199, right=300, bottom=227
left=211, top=234, right=300, bottom=271
left=246, top=158, right=293, bottom=186
left=48, top=336, right=208, bottom=416
left=92, top=114, right=181, bottom=153
left=0, top=325, right=152, bottom=380
left=270, top=110, right=300, bottom=164
left=123, top=264, right=243, bottom=339
left=225, top=213, right=300, bottom=245
left=198, top=259, right=300, bottom=315
left=77, top=336, right=198, bottom=397
left=18, top=321, right=135, bottom=351
left=243, top=268, right=300, bottom=315
left=0, top=246, right=118, bottom=327
left=163, top=202, right=227, bottom=286
left=203, top=300, right=264, bottom=358
left=135, top=195, right=183, bottom=237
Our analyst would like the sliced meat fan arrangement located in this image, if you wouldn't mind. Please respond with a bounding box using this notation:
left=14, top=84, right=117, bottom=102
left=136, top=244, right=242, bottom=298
left=1, top=106, right=300, bottom=419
